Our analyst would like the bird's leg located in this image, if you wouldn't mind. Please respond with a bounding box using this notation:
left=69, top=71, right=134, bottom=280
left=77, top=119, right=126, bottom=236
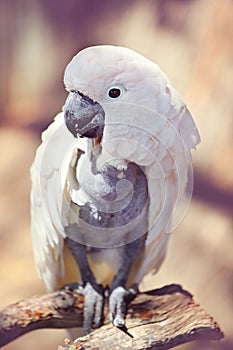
left=65, top=237, right=105, bottom=334
left=109, top=236, right=145, bottom=328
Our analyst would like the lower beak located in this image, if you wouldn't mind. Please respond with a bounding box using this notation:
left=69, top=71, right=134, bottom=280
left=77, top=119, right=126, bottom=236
left=64, top=91, right=105, bottom=138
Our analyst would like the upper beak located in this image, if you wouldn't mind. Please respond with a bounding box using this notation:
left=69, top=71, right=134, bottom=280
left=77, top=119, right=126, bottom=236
left=64, top=91, right=105, bottom=138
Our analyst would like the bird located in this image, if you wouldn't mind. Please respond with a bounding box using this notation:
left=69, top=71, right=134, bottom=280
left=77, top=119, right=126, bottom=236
left=30, top=45, right=200, bottom=335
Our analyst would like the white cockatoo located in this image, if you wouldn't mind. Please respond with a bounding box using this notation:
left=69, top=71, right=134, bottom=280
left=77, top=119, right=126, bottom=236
left=30, top=45, right=200, bottom=334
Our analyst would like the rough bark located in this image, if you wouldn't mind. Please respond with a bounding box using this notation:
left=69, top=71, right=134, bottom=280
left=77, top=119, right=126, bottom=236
left=0, top=284, right=224, bottom=349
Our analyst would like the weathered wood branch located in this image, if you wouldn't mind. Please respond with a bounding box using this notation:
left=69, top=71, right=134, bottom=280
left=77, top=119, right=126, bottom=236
left=0, top=284, right=224, bottom=349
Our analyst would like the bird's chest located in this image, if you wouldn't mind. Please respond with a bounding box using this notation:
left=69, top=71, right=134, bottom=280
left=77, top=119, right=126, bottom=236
left=66, top=158, right=149, bottom=248
left=76, top=159, right=149, bottom=228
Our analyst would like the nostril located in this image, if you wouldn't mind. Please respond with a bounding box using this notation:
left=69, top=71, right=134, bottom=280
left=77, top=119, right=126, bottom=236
left=81, top=93, right=96, bottom=106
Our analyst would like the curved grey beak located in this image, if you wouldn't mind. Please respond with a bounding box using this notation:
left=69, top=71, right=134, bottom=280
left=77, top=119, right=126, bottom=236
left=64, top=91, right=105, bottom=138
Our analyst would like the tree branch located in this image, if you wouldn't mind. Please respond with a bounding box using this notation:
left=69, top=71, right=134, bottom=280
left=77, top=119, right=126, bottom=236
left=0, top=284, right=224, bottom=349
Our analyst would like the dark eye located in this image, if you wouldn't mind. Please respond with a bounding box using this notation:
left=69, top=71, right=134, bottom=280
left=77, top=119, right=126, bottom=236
left=108, top=87, right=122, bottom=99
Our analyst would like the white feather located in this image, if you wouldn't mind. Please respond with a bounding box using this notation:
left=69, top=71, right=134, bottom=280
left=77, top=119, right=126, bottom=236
left=31, top=113, right=84, bottom=290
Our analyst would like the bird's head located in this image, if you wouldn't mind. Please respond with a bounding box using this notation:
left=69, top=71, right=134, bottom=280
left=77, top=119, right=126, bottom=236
left=63, top=45, right=158, bottom=140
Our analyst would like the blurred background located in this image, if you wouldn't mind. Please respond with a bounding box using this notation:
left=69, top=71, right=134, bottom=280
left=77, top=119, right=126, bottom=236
left=0, top=0, right=232, bottom=349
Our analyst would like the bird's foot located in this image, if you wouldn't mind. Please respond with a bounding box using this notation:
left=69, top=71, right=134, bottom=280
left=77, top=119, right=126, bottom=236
left=63, top=282, right=105, bottom=334
left=109, top=285, right=138, bottom=328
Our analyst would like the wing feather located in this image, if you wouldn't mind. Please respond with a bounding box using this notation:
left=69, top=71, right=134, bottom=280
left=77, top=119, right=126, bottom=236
left=132, top=82, right=200, bottom=284
left=30, top=112, right=80, bottom=291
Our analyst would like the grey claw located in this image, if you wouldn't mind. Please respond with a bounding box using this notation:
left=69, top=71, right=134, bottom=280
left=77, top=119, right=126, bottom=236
left=83, top=282, right=105, bottom=334
left=109, top=286, right=137, bottom=328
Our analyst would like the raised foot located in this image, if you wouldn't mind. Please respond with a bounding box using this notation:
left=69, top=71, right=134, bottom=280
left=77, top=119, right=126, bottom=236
left=109, top=286, right=138, bottom=328
left=63, top=282, right=105, bottom=334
